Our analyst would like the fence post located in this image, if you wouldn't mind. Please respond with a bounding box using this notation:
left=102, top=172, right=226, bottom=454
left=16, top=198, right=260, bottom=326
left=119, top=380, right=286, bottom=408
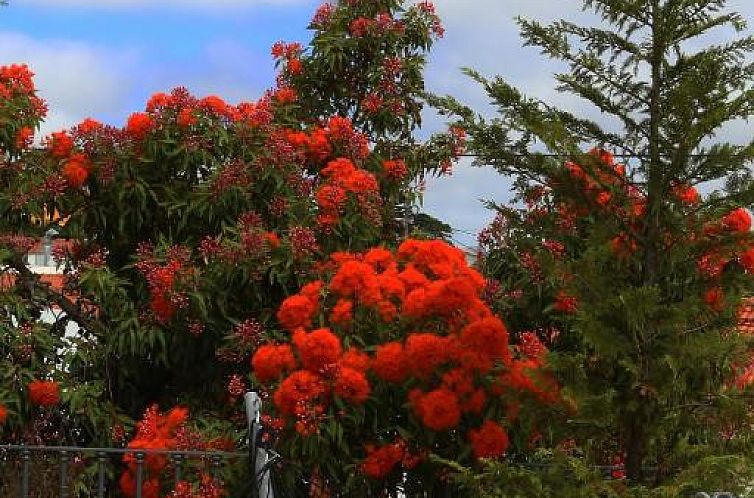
left=245, top=391, right=273, bottom=498
left=20, top=447, right=30, bottom=498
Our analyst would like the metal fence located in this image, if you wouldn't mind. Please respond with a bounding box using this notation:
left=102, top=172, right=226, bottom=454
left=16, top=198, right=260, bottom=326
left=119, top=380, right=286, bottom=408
left=0, top=444, right=245, bottom=497
left=0, top=393, right=735, bottom=498
left=0, top=392, right=277, bottom=498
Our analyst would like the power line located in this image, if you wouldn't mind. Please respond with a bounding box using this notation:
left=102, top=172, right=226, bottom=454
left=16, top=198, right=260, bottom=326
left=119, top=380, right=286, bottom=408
left=455, top=152, right=739, bottom=159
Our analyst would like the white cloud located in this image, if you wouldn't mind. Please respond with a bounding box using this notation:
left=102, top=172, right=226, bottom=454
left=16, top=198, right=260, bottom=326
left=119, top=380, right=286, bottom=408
left=17, top=0, right=308, bottom=9
left=0, top=31, right=138, bottom=135
left=421, top=159, right=513, bottom=248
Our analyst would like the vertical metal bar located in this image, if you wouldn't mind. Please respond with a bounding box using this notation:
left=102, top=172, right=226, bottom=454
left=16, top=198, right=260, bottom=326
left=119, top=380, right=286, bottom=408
left=59, top=450, right=69, bottom=498
left=211, top=454, right=222, bottom=479
left=245, top=392, right=261, bottom=498
left=20, top=448, right=30, bottom=498
left=135, top=452, right=145, bottom=498
left=173, top=453, right=183, bottom=486
left=96, top=451, right=106, bottom=498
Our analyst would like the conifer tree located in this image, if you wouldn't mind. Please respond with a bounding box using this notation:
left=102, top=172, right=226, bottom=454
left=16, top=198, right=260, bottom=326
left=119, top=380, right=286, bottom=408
left=435, top=0, right=754, bottom=485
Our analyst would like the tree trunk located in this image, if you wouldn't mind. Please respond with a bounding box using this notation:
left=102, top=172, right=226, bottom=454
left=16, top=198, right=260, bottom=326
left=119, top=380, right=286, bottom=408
left=625, top=413, right=645, bottom=483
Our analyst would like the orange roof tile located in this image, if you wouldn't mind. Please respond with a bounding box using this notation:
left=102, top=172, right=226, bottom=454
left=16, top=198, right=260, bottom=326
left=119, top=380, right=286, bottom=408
left=0, top=272, right=76, bottom=306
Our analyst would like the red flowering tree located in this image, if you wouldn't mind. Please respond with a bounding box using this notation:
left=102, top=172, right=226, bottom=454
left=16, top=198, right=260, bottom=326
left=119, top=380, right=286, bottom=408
left=0, top=0, right=462, bottom=495
left=435, top=0, right=754, bottom=489
left=251, top=239, right=562, bottom=495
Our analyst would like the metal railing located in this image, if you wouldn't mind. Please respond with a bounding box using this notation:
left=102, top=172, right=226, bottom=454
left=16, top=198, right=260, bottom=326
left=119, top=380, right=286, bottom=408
left=0, top=444, right=244, bottom=497
left=0, top=392, right=278, bottom=498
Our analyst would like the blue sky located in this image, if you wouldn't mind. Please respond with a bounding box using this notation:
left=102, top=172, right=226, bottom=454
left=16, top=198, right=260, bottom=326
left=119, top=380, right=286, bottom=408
left=4, top=0, right=753, bottom=248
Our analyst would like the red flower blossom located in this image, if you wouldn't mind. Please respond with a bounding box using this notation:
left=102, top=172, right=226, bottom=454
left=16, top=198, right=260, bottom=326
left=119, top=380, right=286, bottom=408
left=704, top=287, right=725, bottom=312
left=672, top=183, right=700, bottom=205
left=264, top=232, right=281, bottom=249
left=459, top=317, right=510, bottom=364
left=362, top=93, right=384, bottom=114
left=126, top=112, right=153, bottom=140
left=383, top=159, right=408, bottom=180
left=404, top=333, right=450, bottom=379
left=28, top=380, right=60, bottom=406
left=740, top=247, right=754, bottom=273
left=339, top=348, right=370, bottom=372
left=611, top=232, right=637, bottom=258
left=277, top=294, right=318, bottom=331
left=467, top=421, right=509, bottom=459
left=120, top=474, right=160, bottom=498
left=306, top=128, right=331, bottom=162
left=723, top=208, right=751, bottom=233
left=698, top=251, right=727, bottom=279
left=150, top=294, right=176, bottom=323
left=329, top=260, right=381, bottom=303
left=412, top=388, right=461, bottom=431
left=441, top=368, right=474, bottom=396
left=145, top=92, right=173, bottom=112
left=334, top=367, right=371, bottom=404
left=349, top=17, right=374, bottom=37
left=497, top=359, right=560, bottom=403
left=273, top=370, right=327, bottom=416
left=372, top=342, right=408, bottom=383
left=252, top=344, right=297, bottom=383
left=0, top=63, right=36, bottom=94
left=199, top=95, right=230, bottom=117
left=62, top=153, right=91, bottom=188
left=48, top=131, right=74, bottom=158
left=287, top=57, right=303, bottom=75
left=465, top=389, right=487, bottom=414
left=311, top=3, right=335, bottom=26
left=177, top=108, right=197, bottom=127
left=15, top=126, right=33, bottom=149
left=554, top=291, right=578, bottom=314
left=293, top=328, right=342, bottom=375
left=77, top=117, right=103, bottom=134
left=274, top=86, right=297, bottom=104
left=330, top=299, right=353, bottom=326
left=0, top=404, right=7, bottom=424
left=361, top=442, right=404, bottom=479
left=519, top=331, right=547, bottom=359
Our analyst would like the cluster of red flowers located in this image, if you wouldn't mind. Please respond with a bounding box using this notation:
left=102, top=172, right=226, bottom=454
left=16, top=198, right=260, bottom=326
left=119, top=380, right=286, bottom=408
left=521, top=149, right=750, bottom=314
left=28, top=379, right=61, bottom=406
left=254, top=313, right=371, bottom=435
left=120, top=406, right=189, bottom=498
left=563, top=148, right=627, bottom=210
left=0, top=64, right=48, bottom=131
left=136, top=246, right=194, bottom=324
left=169, top=475, right=225, bottom=498
left=553, top=291, right=579, bottom=314
left=416, top=1, right=445, bottom=38
left=311, top=3, right=335, bottom=27
left=254, top=239, right=559, bottom=479
left=126, top=112, right=154, bottom=140
left=0, top=404, right=7, bottom=425
left=198, top=214, right=280, bottom=268
left=61, top=152, right=92, bottom=188
left=271, top=41, right=304, bottom=76
left=361, top=438, right=424, bottom=479
left=281, top=116, right=370, bottom=169
left=315, top=157, right=381, bottom=228
left=382, top=159, right=408, bottom=181
left=349, top=12, right=405, bottom=37
left=698, top=208, right=753, bottom=311
left=142, top=87, right=275, bottom=134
